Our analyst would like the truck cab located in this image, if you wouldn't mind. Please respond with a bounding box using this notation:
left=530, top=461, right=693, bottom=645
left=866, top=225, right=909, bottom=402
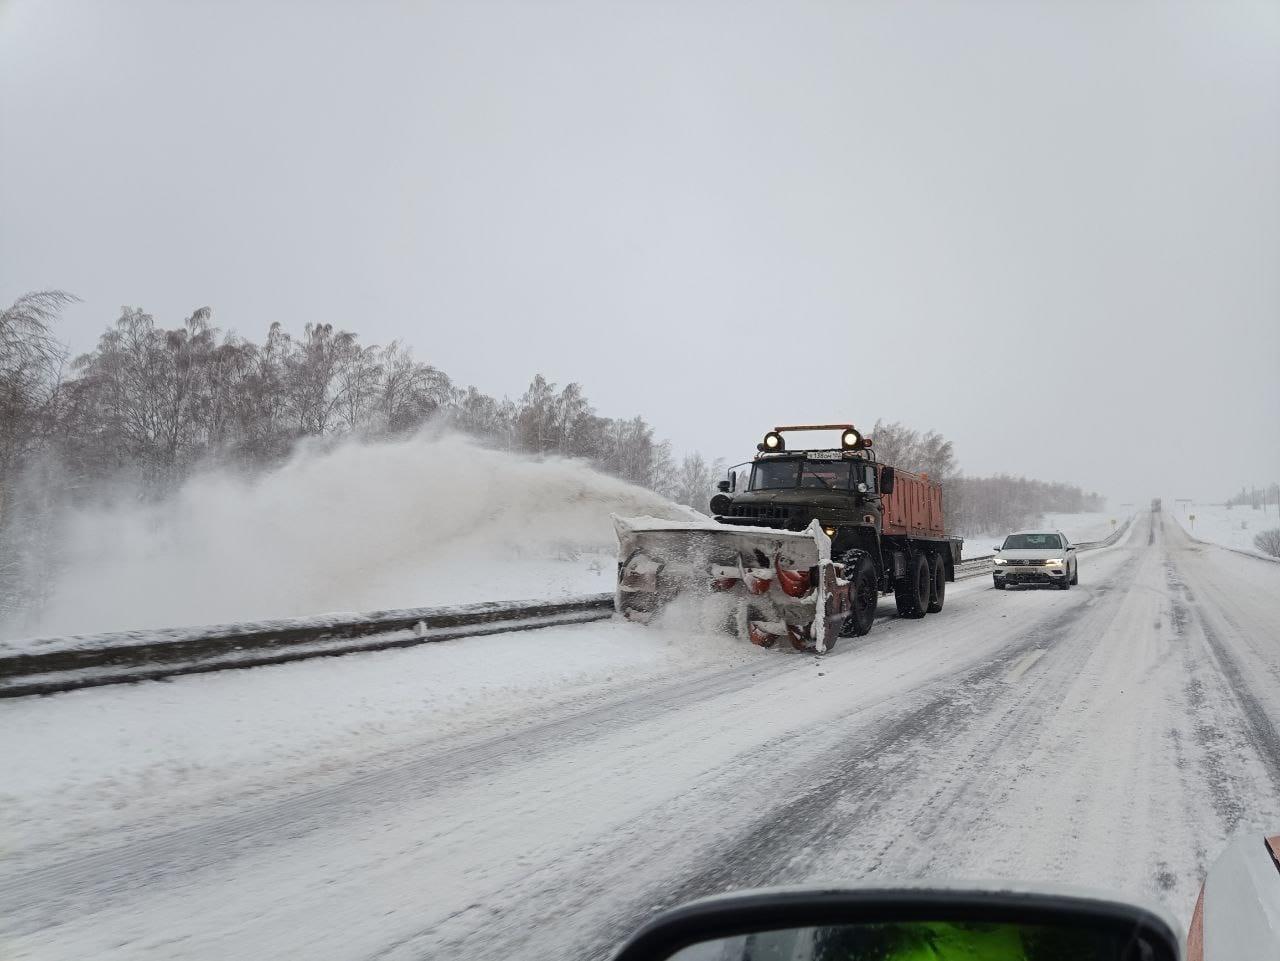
left=711, top=451, right=885, bottom=560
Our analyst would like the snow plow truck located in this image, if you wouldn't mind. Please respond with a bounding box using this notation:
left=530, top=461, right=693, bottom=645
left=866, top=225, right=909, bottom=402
left=615, top=424, right=963, bottom=653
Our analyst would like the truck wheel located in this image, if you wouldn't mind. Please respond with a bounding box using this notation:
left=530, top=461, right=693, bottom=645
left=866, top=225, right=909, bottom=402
left=895, top=553, right=930, bottom=618
left=926, top=555, right=945, bottom=613
left=838, top=550, right=877, bottom=637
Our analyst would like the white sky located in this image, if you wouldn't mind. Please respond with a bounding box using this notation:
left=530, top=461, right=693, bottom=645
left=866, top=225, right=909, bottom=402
left=2, top=0, right=1278, bottom=504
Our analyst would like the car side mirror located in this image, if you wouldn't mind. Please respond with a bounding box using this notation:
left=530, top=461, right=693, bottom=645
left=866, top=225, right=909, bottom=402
left=993, top=546, right=1001, bottom=552
left=613, top=887, right=1181, bottom=961
left=880, top=466, right=895, bottom=495
left=716, top=480, right=731, bottom=493
left=1066, top=545, right=1076, bottom=552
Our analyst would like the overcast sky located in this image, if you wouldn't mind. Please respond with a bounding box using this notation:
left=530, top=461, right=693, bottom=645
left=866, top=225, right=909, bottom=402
left=2, top=0, right=1277, bottom=504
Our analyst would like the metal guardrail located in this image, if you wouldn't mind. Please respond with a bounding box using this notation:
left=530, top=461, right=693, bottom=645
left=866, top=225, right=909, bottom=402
left=0, top=595, right=615, bottom=698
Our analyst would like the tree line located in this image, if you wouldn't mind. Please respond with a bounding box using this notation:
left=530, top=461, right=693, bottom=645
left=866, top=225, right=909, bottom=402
left=0, top=292, right=713, bottom=499
left=868, top=420, right=1106, bottom=535
left=0, top=290, right=1104, bottom=534
left=1226, top=484, right=1280, bottom=511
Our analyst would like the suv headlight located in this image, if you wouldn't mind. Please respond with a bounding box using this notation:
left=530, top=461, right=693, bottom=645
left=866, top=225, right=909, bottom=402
left=1045, top=558, right=1062, bottom=565
left=993, top=558, right=1007, bottom=566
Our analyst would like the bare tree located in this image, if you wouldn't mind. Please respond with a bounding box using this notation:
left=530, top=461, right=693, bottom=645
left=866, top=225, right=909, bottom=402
left=515, top=374, right=558, bottom=453
left=671, top=452, right=723, bottom=513
left=377, top=342, right=452, bottom=434
left=0, top=291, right=74, bottom=486
left=869, top=419, right=955, bottom=480
left=281, top=323, right=359, bottom=435
left=0, top=290, right=71, bottom=385
left=450, top=385, right=515, bottom=446
left=551, top=382, right=592, bottom=456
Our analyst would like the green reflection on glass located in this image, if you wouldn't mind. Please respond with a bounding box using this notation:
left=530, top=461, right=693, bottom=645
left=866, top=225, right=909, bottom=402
left=671, top=920, right=1133, bottom=961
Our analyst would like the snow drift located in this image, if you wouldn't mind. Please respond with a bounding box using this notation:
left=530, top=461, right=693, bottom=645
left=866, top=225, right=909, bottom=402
left=5, top=434, right=698, bottom=639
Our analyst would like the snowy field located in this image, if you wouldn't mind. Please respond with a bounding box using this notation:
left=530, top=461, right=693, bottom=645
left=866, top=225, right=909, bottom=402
left=4, top=512, right=1280, bottom=961
left=1167, top=501, right=1280, bottom=562
left=959, top=510, right=1128, bottom=558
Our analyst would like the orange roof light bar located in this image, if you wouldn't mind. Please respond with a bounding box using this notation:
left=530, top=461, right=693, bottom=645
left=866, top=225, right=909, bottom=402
left=761, top=424, right=871, bottom=453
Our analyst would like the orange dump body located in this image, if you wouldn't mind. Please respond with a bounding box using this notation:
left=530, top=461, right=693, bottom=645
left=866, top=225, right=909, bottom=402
left=878, top=465, right=946, bottom=538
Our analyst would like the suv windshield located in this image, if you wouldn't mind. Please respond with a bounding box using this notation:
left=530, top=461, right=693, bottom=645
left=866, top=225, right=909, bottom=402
left=1002, top=533, right=1064, bottom=550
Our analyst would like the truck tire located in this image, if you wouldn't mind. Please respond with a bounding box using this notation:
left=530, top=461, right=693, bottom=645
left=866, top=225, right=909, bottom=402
left=926, top=554, right=945, bottom=613
left=895, top=553, right=930, bottom=618
left=838, top=550, right=878, bottom=637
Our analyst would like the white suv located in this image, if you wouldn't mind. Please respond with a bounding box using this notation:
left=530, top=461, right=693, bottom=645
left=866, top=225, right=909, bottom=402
left=992, top=530, right=1078, bottom=590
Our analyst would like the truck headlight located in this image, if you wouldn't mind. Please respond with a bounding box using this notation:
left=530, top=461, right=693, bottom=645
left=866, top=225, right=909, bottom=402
left=823, top=525, right=837, bottom=537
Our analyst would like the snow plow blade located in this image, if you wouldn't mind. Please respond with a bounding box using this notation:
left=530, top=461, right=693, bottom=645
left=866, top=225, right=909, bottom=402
left=614, top=515, right=850, bottom=653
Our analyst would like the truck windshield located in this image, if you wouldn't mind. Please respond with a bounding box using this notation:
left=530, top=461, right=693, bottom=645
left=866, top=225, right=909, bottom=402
left=750, top=460, right=801, bottom=489
left=1002, top=533, right=1063, bottom=550
left=801, top=461, right=852, bottom=489
left=749, top=460, right=854, bottom=490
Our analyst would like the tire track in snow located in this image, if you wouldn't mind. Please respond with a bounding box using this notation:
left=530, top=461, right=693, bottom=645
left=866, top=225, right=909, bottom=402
left=408, top=554, right=1141, bottom=961
left=280, top=562, right=1124, bottom=961
left=1163, top=516, right=1280, bottom=793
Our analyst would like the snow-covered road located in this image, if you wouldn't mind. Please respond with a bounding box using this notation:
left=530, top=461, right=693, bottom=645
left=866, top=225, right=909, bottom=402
left=3, top=511, right=1279, bottom=960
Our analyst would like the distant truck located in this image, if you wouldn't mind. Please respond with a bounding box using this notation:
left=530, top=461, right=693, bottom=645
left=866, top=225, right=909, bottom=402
left=615, top=424, right=963, bottom=652
left=1152, top=498, right=1163, bottom=512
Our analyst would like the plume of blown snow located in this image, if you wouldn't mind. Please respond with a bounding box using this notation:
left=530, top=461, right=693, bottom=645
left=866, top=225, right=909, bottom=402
left=7, top=434, right=699, bottom=639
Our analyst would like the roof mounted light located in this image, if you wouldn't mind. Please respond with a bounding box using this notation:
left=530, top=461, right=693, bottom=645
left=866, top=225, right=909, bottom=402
left=840, top=428, right=863, bottom=451
left=760, top=431, right=785, bottom=452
